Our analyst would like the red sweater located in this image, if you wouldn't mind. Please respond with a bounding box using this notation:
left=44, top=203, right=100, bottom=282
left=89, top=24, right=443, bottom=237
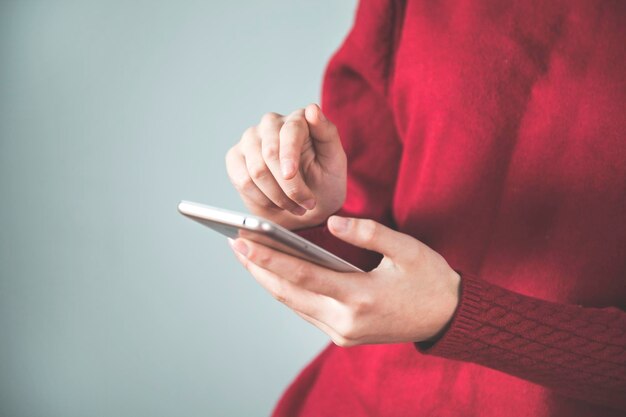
left=271, top=1, right=626, bottom=416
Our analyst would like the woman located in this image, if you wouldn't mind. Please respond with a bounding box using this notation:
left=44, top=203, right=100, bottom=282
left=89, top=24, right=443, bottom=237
left=225, top=0, right=626, bottom=415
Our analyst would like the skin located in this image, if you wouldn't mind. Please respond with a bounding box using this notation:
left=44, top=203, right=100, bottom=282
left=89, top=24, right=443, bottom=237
left=225, top=103, right=460, bottom=345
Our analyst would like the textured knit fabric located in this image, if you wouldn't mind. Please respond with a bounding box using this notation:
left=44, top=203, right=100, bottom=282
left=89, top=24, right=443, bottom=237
left=271, top=1, right=626, bottom=416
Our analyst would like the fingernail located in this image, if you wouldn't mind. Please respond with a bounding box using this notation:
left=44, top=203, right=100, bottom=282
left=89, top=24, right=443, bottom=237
left=301, top=199, right=316, bottom=210
left=281, top=159, right=296, bottom=178
left=329, top=216, right=349, bottom=233
left=231, top=239, right=248, bottom=257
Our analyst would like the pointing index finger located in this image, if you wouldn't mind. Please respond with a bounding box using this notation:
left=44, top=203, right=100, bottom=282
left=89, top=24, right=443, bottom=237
left=279, top=109, right=308, bottom=180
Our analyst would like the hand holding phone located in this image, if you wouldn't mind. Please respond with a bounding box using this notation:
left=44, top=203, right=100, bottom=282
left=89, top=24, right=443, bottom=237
left=178, top=201, right=362, bottom=273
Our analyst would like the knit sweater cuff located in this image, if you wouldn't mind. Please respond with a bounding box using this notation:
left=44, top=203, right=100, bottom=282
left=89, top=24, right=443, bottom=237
left=414, top=272, right=626, bottom=410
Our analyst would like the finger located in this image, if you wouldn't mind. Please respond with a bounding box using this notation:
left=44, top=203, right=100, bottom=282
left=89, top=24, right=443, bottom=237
left=264, top=111, right=316, bottom=209
left=231, top=248, right=331, bottom=319
left=225, top=146, right=278, bottom=210
left=256, top=112, right=283, bottom=169
left=277, top=109, right=307, bottom=179
left=229, top=240, right=356, bottom=346
left=231, top=237, right=352, bottom=299
left=327, top=216, right=417, bottom=261
left=257, top=115, right=316, bottom=212
left=239, top=128, right=306, bottom=216
left=304, top=103, right=345, bottom=163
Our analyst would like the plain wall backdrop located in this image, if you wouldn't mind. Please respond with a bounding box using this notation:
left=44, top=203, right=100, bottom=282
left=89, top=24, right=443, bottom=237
left=0, top=1, right=357, bottom=415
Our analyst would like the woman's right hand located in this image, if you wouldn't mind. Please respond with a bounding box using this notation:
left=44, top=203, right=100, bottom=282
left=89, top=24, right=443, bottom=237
left=225, top=104, right=347, bottom=230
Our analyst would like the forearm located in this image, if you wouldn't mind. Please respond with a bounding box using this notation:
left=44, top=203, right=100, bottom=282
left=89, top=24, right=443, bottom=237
left=418, top=273, right=626, bottom=411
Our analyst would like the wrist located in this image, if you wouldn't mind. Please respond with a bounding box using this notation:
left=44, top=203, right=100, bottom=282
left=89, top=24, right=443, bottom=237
left=424, top=269, right=461, bottom=342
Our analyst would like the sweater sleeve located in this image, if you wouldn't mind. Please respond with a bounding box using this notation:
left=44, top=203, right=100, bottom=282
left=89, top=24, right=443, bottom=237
left=294, top=0, right=626, bottom=412
left=296, top=0, right=405, bottom=272
left=416, top=272, right=626, bottom=411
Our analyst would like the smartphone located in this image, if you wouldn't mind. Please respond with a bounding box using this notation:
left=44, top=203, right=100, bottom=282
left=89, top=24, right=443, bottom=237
left=177, top=201, right=362, bottom=273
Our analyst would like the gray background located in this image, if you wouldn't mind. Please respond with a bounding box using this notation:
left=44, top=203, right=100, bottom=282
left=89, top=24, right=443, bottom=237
left=0, top=1, right=357, bottom=416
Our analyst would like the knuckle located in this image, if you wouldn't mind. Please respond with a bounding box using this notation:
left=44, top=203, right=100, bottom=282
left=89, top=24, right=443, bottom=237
left=274, top=196, right=296, bottom=210
left=258, top=252, right=273, bottom=267
left=360, top=220, right=379, bottom=244
left=291, top=263, right=311, bottom=284
left=225, top=145, right=243, bottom=165
left=349, top=292, right=374, bottom=316
left=248, top=163, right=270, bottom=180
left=233, top=175, right=254, bottom=192
left=241, top=126, right=257, bottom=142
left=257, top=198, right=275, bottom=209
left=284, top=186, right=304, bottom=202
left=260, top=112, right=281, bottom=125
left=281, top=117, right=306, bottom=133
left=242, top=179, right=260, bottom=194
left=261, top=142, right=279, bottom=160
left=247, top=246, right=270, bottom=266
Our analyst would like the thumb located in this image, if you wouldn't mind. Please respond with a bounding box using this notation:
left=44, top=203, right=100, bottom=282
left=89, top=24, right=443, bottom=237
left=327, top=216, right=413, bottom=261
left=304, top=103, right=345, bottom=162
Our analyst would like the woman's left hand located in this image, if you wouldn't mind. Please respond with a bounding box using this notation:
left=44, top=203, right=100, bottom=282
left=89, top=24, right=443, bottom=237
left=229, top=216, right=461, bottom=346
